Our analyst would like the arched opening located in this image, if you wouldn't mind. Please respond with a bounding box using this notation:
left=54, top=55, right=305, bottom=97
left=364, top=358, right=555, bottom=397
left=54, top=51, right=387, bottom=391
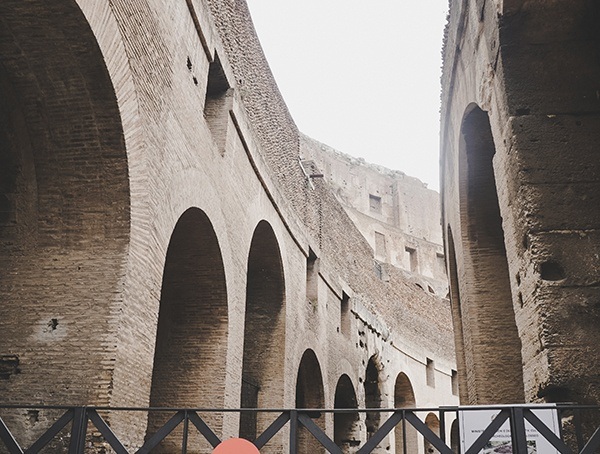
left=334, top=374, right=360, bottom=452
left=450, top=419, right=459, bottom=453
left=0, top=0, right=130, bottom=446
left=394, top=373, right=418, bottom=454
left=446, top=226, right=468, bottom=403
left=424, top=413, right=440, bottom=454
left=296, top=349, right=325, bottom=454
left=364, top=356, right=385, bottom=451
left=147, top=208, right=228, bottom=453
left=240, top=221, right=286, bottom=442
left=458, top=105, right=524, bottom=404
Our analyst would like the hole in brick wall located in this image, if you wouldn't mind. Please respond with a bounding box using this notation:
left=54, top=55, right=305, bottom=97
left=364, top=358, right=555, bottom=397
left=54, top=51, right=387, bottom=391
left=192, top=77, right=198, bottom=86
left=540, top=261, right=565, bottom=281
left=27, top=410, right=39, bottom=425
left=523, top=233, right=529, bottom=250
left=0, top=355, right=20, bottom=379
left=515, top=272, right=521, bottom=286
left=48, top=318, right=58, bottom=331
left=186, top=57, right=192, bottom=71
left=518, top=292, right=523, bottom=308
left=428, top=285, right=435, bottom=294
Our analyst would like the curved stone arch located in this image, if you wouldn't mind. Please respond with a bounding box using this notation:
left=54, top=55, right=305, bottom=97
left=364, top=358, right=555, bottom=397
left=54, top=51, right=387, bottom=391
left=296, top=348, right=326, bottom=453
left=239, top=219, right=287, bottom=441
left=457, top=103, right=524, bottom=404
left=446, top=225, right=468, bottom=403
left=147, top=206, right=228, bottom=452
left=334, top=374, right=361, bottom=452
left=394, top=372, right=418, bottom=454
left=364, top=354, right=384, bottom=442
left=424, top=412, right=441, bottom=454
left=0, top=0, right=132, bottom=424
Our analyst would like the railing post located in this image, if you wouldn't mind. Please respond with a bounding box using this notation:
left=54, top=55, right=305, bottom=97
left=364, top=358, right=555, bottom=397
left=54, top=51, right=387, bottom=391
left=289, top=410, right=298, bottom=454
left=182, top=410, right=189, bottom=454
left=402, top=410, right=407, bottom=454
left=439, top=408, right=446, bottom=444
left=69, top=407, right=88, bottom=454
left=510, top=407, right=528, bottom=453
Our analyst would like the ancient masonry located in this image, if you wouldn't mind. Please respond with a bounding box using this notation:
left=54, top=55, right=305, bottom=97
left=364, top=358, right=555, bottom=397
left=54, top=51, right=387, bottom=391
left=441, top=0, right=600, bottom=408
left=302, top=136, right=448, bottom=297
left=0, top=0, right=457, bottom=452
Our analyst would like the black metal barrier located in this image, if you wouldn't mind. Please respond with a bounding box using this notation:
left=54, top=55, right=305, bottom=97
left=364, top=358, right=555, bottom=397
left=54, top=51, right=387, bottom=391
left=0, top=404, right=598, bottom=453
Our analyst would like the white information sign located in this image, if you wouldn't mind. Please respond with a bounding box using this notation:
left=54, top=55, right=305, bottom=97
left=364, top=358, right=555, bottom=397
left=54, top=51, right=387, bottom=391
left=458, top=406, right=561, bottom=453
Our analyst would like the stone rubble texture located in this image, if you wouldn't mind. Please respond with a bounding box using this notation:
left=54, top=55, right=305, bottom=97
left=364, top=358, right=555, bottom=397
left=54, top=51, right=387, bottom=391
left=441, top=0, right=600, bottom=408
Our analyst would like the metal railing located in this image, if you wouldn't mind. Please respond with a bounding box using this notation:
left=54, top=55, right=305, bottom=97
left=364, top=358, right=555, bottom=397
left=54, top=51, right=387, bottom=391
left=0, top=404, right=598, bottom=453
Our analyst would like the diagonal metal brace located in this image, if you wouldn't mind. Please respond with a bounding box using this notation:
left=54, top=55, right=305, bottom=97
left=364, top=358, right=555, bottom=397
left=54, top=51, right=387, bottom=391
left=357, top=411, right=403, bottom=454
left=523, top=408, right=571, bottom=454
left=25, top=409, right=74, bottom=454
left=254, top=412, right=290, bottom=449
left=0, top=416, right=23, bottom=454
left=405, top=412, right=453, bottom=454
left=297, top=412, right=342, bottom=454
left=464, top=408, right=510, bottom=454
left=581, top=425, right=600, bottom=454
left=87, top=409, right=129, bottom=454
left=187, top=411, right=221, bottom=448
left=136, top=411, right=185, bottom=454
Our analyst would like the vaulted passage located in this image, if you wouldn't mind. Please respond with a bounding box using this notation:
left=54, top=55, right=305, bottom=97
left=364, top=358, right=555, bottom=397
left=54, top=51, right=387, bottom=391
left=364, top=356, right=385, bottom=452
left=240, top=221, right=286, bottom=444
left=147, top=208, right=228, bottom=452
left=296, top=349, right=325, bottom=454
left=394, top=373, right=418, bottom=453
left=334, top=374, right=360, bottom=452
left=458, top=105, right=524, bottom=404
left=0, top=0, right=130, bottom=446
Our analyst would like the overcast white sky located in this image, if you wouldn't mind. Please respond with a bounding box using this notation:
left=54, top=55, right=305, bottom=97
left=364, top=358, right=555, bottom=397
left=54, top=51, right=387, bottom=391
left=245, top=0, right=448, bottom=191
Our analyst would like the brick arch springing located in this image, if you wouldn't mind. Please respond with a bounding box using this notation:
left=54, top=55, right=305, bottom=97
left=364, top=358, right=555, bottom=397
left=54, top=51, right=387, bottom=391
left=334, top=374, right=360, bottom=451
left=394, top=372, right=418, bottom=454
left=0, top=0, right=130, bottom=443
left=147, top=207, right=228, bottom=453
left=239, top=220, right=286, bottom=443
left=458, top=104, right=524, bottom=404
left=296, top=349, right=325, bottom=454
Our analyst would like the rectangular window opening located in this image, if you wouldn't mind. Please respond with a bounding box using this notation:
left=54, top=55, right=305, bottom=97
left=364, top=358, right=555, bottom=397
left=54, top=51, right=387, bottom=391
left=426, top=358, right=435, bottom=387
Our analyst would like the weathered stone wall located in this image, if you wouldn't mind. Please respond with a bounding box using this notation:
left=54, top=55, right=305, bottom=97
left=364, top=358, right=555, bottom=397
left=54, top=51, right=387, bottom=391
left=0, top=0, right=457, bottom=450
left=301, top=135, right=448, bottom=296
left=441, top=0, right=600, bottom=406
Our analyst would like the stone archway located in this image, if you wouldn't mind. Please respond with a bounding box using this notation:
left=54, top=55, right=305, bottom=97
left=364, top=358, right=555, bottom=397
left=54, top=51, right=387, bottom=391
left=457, top=105, right=524, bottom=404
left=334, top=374, right=360, bottom=452
left=394, top=372, right=418, bottom=454
left=0, top=0, right=130, bottom=445
left=147, top=207, right=228, bottom=453
left=296, top=349, right=325, bottom=454
left=424, top=413, right=440, bottom=454
left=240, top=220, right=286, bottom=445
